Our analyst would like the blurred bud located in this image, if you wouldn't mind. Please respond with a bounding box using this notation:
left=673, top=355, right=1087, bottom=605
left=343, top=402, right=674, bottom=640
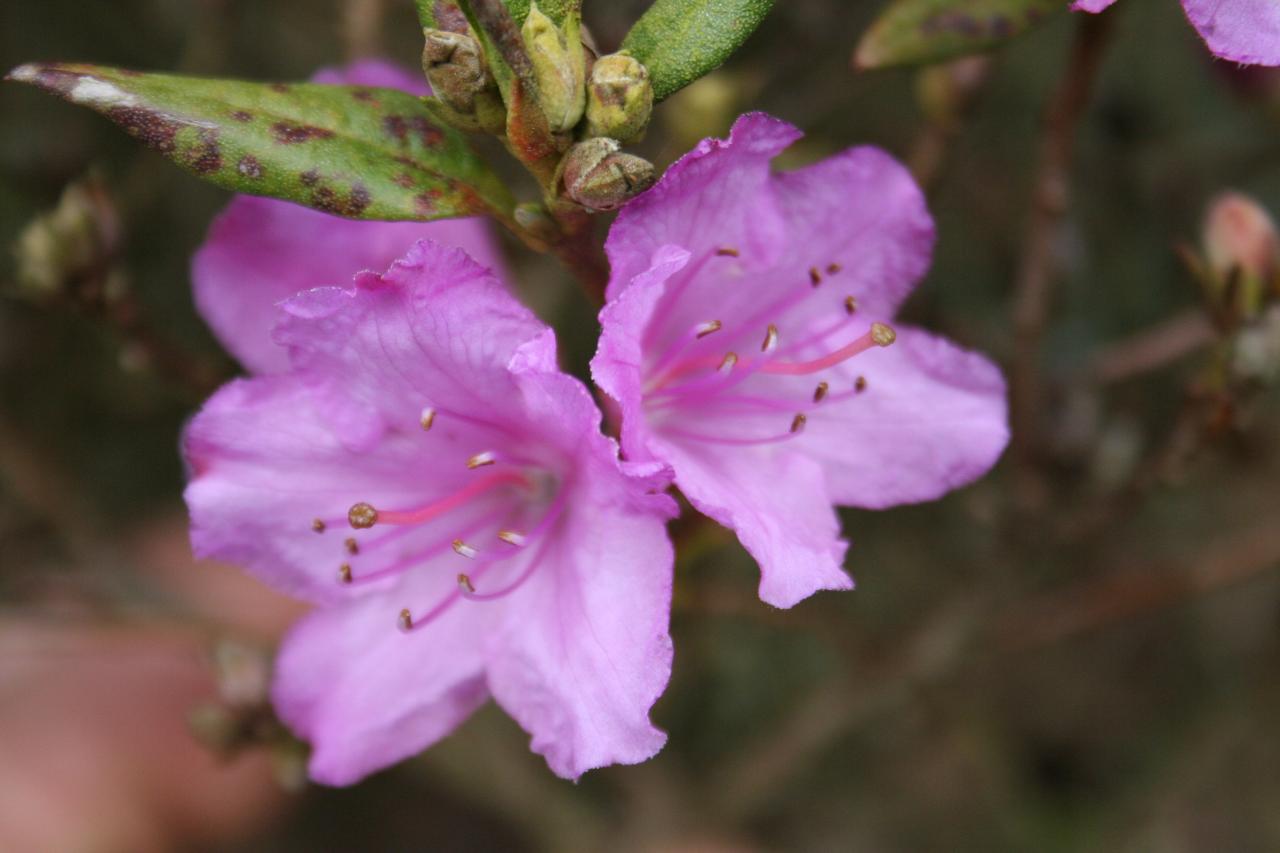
left=522, top=2, right=586, bottom=133
left=915, top=56, right=990, bottom=128
left=14, top=176, right=120, bottom=299
left=421, top=29, right=504, bottom=132
left=212, top=639, right=271, bottom=707
left=514, top=202, right=558, bottom=243
left=561, top=138, right=655, bottom=211
left=1204, top=192, right=1279, bottom=282
left=1232, top=305, right=1280, bottom=384
left=585, top=52, right=653, bottom=143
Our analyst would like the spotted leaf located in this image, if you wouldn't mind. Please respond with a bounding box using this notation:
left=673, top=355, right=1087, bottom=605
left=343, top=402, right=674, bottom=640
left=855, top=0, right=1061, bottom=69
left=6, top=62, right=514, bottom=222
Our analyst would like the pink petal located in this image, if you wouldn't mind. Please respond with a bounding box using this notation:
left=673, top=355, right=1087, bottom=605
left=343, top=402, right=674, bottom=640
left=1071, top=0, right=1118, bottom=12
left=807, top=326, right=1009, bottom=508
left=272, top=240, right=546, bottom=451
left=271, top=570, right=489, bottom=786
left=485, top=480, right=675, bottom=778
left=311, top=59, right=429, bottom=93
left=1181, top=0, right=1280, bottom=65
left=191, top=61, right=505, bottom=374
left=654, top=436, right=851, bottom=609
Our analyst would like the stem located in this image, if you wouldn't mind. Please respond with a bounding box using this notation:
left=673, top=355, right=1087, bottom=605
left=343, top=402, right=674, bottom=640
left=1010, top=16, right=1116, bottom=507
left=342, top=0, right=386, bottom=62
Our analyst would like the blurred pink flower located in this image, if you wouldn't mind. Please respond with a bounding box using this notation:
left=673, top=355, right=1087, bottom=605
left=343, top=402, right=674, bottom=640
left=592, top=113, right=1009, bottom=608
left=191, top=60, right=506, bottom=374
left=1073, top=0, right=1279, bottom=66
left=184, top=241, right=676, bottom=784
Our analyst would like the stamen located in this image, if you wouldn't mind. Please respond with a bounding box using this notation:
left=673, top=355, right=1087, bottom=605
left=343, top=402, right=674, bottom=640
left=348, top=503, right=378, bottom=529
left=718, top=352, right=739, bottom=374
left=419, top=406, right=436, bottom=431
left=827, top=262, right=842, bottom=275
left=498, top=530, right=526, bottom=547
left=790, top=413, right=807, bottom=434
left=457, top=573, right=476, bottom=593
left=398, top=608, right=413, bottom=632
left=761, top=324, right=779, bottom=353
left=467, top=451, right=496, bottom=469
left=809, top=267, right=823, bottom=287
left=716, top=246, right=740, bottom=257
left=312, top=518, right=326, bottom=533
left=452, top=539, right=478, bottom=559
left=855, top=376, right=868, bottom=392
left=344, top=537, right=359, bottom=555
left=871, top=322, right=896, bottom=347
left=757, top=322, right=895, bottom=376
left=338, top=563, right=353, bottom=584
left=813, top=382, right=829, bottom=403
left=844, top=296, right=859, bottom=316
left=695, top=320, right=723, bottom=339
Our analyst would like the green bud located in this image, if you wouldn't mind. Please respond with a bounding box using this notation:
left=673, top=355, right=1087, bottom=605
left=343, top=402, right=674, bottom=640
left=561, top=138, right=656, bottom=212
left=522, top=2, right=586, bottom=133
left=14, top=176, right=119, bottom=298
left=421, top=29, right=504, bottom=132
left=585, top=52, right=654, bottom=143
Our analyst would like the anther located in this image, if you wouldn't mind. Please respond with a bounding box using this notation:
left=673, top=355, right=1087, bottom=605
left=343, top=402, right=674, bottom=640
left=790, top=413, right=807, bottom=434
left=716, top=246, right=740, bottom=257
left=498, top=530, right=527, bottom=547
left=813, top=381, right=829, bottom=403
left=419, top=406, right=436, bottom=431
left=466, top=451, right=496, bottom=469
left=695, top=320, right=723, bottom=339
left=855, top=375, right=868, bottom=393
left=871, top=322, right=897, bottom=347
left=344, top=537, right=359, bottom=555
left=809, top=266, right=823, bottom=287
left=312, top=518, right=326, bottom=533
left=348, top=503, right=378, bottom=529
left=718, top=352, right=739, bottom=374
left=457, top=573, right=476, bottom=594
left=398, top=608, right=413, bottom=632
left=761, top=324, right=779, bottom=353
left=827, top=262, right=842, bottom=275
left=844, top=296, right=859, bottom=316
left=452, top=539, right=478, bottom=559
left=338, top=563, right=353, bottom=584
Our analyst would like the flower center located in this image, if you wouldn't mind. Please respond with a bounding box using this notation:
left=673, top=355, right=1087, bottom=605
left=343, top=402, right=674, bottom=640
left=309, top=411, right=565, bottom=634
left=641, top=251, right=896, bottom=447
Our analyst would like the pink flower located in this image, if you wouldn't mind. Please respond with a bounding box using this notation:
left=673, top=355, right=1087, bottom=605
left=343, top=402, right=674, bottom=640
left=592, top=114, right=1008, bottom=609
left=184, top=240, right=676, bottom=784
left=1074, top=0, right=1279, bottom=66
left=191, top=60, right=506, bottom=374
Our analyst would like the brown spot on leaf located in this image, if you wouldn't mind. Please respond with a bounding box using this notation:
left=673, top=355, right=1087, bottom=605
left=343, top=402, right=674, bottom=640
left=414, top=190, right=442, bottom=217
left=351, top=89, right=377, bottom=102
left=393, top=173, right=415, bottom=188
left=237, top=155, right=263, bottom=179
left=186, top=128, right=222, bottom=174
left=269, top=83, right=291, bottom=93
left=311, top=182, right=373, bottom=217
left=106, top=106, right=180, bottom=154
left=229, top=110, right=254, bottom=122
left=271, top=122, right=334, bottom=144
left=408, top=116, right=444, bottom=147
left=348, top=184, right=371, bottom=216
left=300, top=169, right=320, bottom=186
left=383, top=115, right=409, bottom=143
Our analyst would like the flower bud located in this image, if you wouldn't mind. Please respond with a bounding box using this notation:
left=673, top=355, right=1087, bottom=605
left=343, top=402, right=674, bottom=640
left=561, top=138, right=655, bottom=211
left=1203, top=191, right=1279, bottom=284
left=421, top=28, right=504, bottom=132
left=585, top=52, right=654, bottom=143
left=15, top=176, right=119, bottom=299
left=522, top=2, right=586, bottom=133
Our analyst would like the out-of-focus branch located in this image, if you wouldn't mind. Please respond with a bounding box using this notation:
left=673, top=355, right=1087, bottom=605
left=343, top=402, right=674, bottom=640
left=342, top=0, right=387, bottom=62
left=1010, top=17, right=1116, bottom=507
left=1084, top=309, right=1217, bottom=386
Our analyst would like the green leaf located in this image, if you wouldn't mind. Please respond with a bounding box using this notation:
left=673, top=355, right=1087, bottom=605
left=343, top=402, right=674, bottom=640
left=621, top=0, right=774, bottom=102
left=5, top=62, right=513, bottom=222
left=855, top=0, right=1061, bottom=69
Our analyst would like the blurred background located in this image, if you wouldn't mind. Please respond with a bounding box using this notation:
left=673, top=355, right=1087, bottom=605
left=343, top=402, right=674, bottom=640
left=3, top=0, right=1280, bottom=850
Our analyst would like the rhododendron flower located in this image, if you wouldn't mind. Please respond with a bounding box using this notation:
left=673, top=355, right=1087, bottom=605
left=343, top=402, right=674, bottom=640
left=592, top=114, right=1009, bottom=609
left=191, top=59, right=506, bottom=374
left=184, top=240, right=676, bottom=784
left=1073, top=0, right=1279, bottom=66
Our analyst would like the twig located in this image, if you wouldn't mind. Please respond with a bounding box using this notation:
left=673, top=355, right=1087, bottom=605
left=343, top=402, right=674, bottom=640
left=342, top=0, right=387, bottom=62
left=1085, top=309, right=1217, bottom=386
left=1010, top=17, right=1116, bottom=506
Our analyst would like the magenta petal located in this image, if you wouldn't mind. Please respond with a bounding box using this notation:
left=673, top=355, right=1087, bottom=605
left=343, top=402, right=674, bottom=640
left=311, top=59, right=429, bottom=93
left=1071, top=0, right=1118, bottom=12
left=486, top=479, right=674, bottom=778
left=1181, top=0, right=1280, bottom=65
left=272, top=571, right=489, bottom=786
left=809, top=326, right=1009, bottom=508
left=191, top=61, right=505, bottom=374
